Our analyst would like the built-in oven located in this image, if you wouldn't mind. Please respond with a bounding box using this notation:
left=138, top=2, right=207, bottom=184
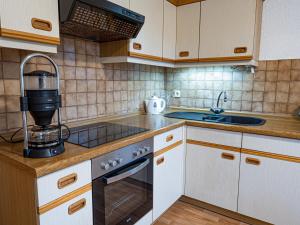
left=91, top=138, right=153, bottom=225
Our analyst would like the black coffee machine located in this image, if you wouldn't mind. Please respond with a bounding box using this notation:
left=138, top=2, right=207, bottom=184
left=20, top=53, right=64, bottom=158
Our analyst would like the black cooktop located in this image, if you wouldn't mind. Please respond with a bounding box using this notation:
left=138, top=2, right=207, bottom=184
left=66, top=122, right=149, bottom=148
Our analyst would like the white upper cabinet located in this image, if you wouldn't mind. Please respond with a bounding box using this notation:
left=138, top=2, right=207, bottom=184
left=163, top=0, right=177, bottom=62
left=199, top=0, right=262, bottom=61
left=109, top=0, right=130, bottom=8
left=130, top=0, right=164, bottom=59
left=0, top=0, right=60, bottom=53
left=176, top=3, right=200, bottom=62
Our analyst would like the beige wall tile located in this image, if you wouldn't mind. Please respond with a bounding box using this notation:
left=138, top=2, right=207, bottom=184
left=78, top=105, right=88, bottom=118
left=263, top=102, right=275, bottom=113
left=290, top=81, right=300, bottom=93
left=0, top=97, right=5, bottom=113
left=4, top=80, right=20, bottom=95
left=0, top=114, right=6, bottom=131
left=275, top=103, right=287, bottom=113
left=76, top=54, right=86, bottom=67
left=65, top=80, right=77, bottom=93
left=64, top=53, right=76, bottom=66
left=276, top=92, right=289, bottom=103
left=63, top=37, right=75, bottom=53
left=76, top=67, right=86, bottom=80
left=88, top=105, right=97, bottom=117
left=277, top=70, right=291, bottom=81
left=64, top=66, right=76, bottom=80
left=266, top=71, right=278, bottom=81
left=6, top=96, right=19, bottom=112
left=278, top=60, right=291, bottom=71
left=266, top=61, right=278, bottom=71
left=291, top=70, right=300, bottom=81
left=292, top=59, right=300, bottom=70
left=3, top=62, right=20, bottom=79
left=75, top=39, right=86, bottom=55
left=2, top=48, right=20, bottom=62
left=0, top=80, right=4, bottom=95
left=87, top=93, right=97, bottom=105
left=252, top=102, right=263, bottom=112
left=66, top=106, right=77, bottom=120
left=77, top=93, right=87, bottom=105
left=77, top=80, right=87, bottom=93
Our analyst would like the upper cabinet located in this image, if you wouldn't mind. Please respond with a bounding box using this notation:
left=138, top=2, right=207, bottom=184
left=109, top=0, right=130, bottom=8
left=100, top=0, right=263, bottom=67
left=163, top=0, right=177, bottom=62
left=176, top=3, right=201, bottom=62
left=129, top=0, right=164, bottom=60
left=199, top=0, right=262, bottom=62
left=0, top=0, right=60, bottom=53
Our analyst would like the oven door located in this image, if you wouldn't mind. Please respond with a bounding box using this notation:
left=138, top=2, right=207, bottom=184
left=93, top=154, right=153, bottom=225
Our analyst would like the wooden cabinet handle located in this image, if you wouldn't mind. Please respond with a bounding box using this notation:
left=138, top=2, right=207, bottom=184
left=68, top=199, right=86, bottom=215
left=234, top=47, right=247, bottom=54
left=157, top=157, right=165, bottom=165
left=221, top=152, right=235, bottom=160
left=31, top=18, right=52, bottom=31
left=246, top=157, right=261, bottom=166
left=57, top=173, right=78, bottom=189
left=179, top=51, right=189, bottom=57
left=166, top=134, right=174, bottom=142
left=133, top=42, right=142, bottom=50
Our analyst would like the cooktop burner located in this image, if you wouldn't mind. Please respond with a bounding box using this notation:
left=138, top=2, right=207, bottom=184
left=66, top=122, right=149, bottom=148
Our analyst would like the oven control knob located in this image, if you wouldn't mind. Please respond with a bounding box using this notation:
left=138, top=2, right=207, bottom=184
left=109, top=160, right=118, bottom=167
left=138, top=148, right=145, bottom=154
left=144, top=146, right=151, bottom=152
left=133, top=151, right=140, bottom=157
left=101, top=163, right=110, bottom=170
left=116, top=158, right=123, bottom=164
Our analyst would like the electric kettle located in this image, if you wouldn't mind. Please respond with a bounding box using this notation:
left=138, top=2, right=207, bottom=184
left=145, top=96, right=166, bottom=115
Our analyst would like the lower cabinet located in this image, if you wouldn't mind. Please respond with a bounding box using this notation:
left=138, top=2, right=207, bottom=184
left=39, top=190, right=93, bottom=225
left=239, top=154, right=300, bottom=225
left=153, top=143, right=185, bottom=221
left=185, top=143, right=240, bottom=211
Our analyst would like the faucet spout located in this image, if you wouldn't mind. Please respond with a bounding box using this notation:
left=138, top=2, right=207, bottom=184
left=211, top=91, right=227, bottom=114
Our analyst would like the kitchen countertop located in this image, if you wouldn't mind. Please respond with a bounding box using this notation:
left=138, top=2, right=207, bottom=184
left=0, top=109, right=299, bottom=178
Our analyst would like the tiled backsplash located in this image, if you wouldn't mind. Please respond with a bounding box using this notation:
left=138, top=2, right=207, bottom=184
left=166, top=60, right=300, bottom=114
left=0, top=36, right=299, bottom=134
left=0, top=36, right=165, bottom=133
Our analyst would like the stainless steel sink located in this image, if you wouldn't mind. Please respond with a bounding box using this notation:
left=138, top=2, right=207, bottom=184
left=164, top=112, right=266, bottom=126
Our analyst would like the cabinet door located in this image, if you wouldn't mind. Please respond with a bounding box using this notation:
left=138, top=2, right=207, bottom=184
left=0, top=0, right=60, bottom=44
left=185, top=144, right=240, bottom=211
left=109, top=0, right=130, bottom=8
left=199, top=0, right=257, bottom=59
left=176, top=3, right=200, bottom=61
left=153, top=144, right=184, bottom=221
left=130, top=0, right=163, bottom=59
left=39, top=191, right=93, bottom=225
left=163, top=0, right=176, bottom=62
left=238, top=154, right=300, bottom=225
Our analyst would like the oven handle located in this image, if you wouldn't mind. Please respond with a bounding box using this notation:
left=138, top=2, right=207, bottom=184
left=104, top=159, right=150, bottom=185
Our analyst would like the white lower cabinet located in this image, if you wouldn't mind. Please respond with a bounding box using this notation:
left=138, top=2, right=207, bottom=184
left=238, top=154, right=300, bottom=225
left=153, top=143, right=185, bottom=221
left=39, top=190, right=93, bottom=225
left=185, top=144, right=240, bottom=211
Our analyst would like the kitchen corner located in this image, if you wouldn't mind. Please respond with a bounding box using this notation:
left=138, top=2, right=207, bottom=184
left=1, top=0, right=300, bottom=225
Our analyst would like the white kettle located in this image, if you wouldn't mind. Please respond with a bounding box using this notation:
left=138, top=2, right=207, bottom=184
left=145, top=96, right=166, bottom=114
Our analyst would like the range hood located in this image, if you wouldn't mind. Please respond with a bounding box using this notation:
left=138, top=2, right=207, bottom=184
left=59, top=0, right=145, bottom=42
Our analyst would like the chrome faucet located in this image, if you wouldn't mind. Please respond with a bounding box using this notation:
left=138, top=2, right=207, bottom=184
left=210, top=91, right=228, bottom=114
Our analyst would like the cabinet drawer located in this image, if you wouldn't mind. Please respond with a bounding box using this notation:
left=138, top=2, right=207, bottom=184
left=187, top=126, right=242, bottom=148
left=154, top=127, right=183, bottom=152
left=243, top=133, right=300, bottom=157
left=37, top=161, right=91, bottom=206
left=39, top=190, right=93, bottom=225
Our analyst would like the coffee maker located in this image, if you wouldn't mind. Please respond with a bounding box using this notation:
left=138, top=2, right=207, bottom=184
left=20, top=53, right=64, bottom=158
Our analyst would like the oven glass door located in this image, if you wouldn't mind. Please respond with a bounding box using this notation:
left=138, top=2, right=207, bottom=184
left=93, top=154, right=153, bottom=225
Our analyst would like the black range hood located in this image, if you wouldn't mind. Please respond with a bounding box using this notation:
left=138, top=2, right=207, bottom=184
left=59, top=0, right=145, bottom=42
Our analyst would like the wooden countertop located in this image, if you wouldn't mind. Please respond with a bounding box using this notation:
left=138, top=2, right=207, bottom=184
left=0, top=114, right=184, bottom=177
left=0, top=109, right=299, bottom=178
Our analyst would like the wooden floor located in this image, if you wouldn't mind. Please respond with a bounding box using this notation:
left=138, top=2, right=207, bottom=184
left=154, top=201, right=249, bottom=225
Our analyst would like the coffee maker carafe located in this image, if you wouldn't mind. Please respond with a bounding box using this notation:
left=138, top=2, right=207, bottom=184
left=20, top=53, right=64, bottom=158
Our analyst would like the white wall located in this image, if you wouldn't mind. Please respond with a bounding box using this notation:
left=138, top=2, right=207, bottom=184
left=259, top=0, right=300, bottom=60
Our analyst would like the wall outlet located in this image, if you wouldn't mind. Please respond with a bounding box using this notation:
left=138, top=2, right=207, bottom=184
left=173, top=90, right=181, bottom=98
